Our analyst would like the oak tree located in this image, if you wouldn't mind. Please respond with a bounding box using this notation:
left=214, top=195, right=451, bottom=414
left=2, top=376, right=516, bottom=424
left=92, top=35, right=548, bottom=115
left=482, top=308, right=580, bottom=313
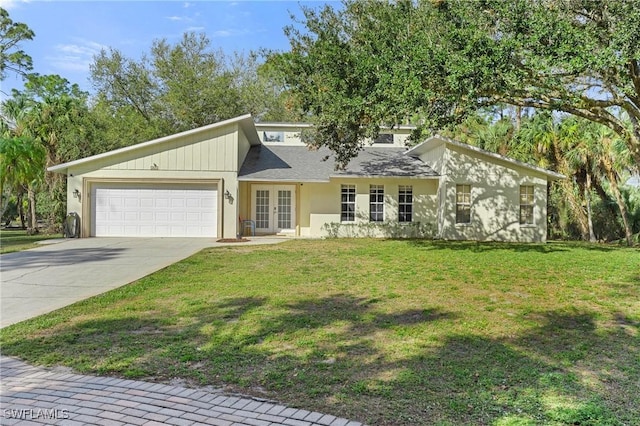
left=275, top=0, right=640, bottom=167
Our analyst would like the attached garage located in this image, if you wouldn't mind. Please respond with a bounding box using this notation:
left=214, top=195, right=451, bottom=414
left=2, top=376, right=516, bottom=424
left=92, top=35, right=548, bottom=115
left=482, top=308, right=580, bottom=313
left=49, top=115, right=260, bottom=239
left=91, top=183, right=218, bottom=237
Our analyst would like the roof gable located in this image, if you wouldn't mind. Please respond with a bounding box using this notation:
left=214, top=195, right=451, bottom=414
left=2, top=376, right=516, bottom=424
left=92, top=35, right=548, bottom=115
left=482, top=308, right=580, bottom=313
left=406, top=135, right=565, bottom=180
left=49, top=114, right=259, bottom=173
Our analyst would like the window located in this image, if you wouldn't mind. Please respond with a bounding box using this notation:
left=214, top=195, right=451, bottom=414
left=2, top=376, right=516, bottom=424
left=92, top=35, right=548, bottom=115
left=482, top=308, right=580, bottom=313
left=263, top=131, right=284, bottom=142
left=520, top=185, right=534, bottom=225
left=341, top=185, right=356, bottom=222
left=370, top=185, right=384, bottom=222
left=456, top=184, right=471, bottom=224
left=374, top=134, right=393, bottom=144
left=398, top=185, right=413, bottom=222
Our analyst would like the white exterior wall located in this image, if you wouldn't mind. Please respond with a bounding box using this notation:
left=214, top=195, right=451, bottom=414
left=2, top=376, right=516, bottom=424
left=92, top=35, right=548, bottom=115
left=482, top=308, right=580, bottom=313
left=300, top=178, right=438, bottom=237
left=256, top=123, right=414, bottom=147
left=66, top=123, right=247, bottom=238
left=437, top=145, right=548, bottom=242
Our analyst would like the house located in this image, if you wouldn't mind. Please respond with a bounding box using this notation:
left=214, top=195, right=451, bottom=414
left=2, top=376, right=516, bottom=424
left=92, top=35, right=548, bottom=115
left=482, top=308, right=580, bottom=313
left=48, top=114, right=564, bottom=242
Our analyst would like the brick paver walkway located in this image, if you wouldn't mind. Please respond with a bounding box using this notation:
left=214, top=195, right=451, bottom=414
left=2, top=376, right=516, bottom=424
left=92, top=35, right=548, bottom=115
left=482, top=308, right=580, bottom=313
left=0, top=356, right=365, bottom=426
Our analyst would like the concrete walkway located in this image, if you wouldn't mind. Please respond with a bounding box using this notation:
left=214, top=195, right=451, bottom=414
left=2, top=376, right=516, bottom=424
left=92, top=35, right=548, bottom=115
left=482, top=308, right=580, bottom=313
left=0, top=237, right=285, bottom=328
left=0, top=356, right=365, bottom=426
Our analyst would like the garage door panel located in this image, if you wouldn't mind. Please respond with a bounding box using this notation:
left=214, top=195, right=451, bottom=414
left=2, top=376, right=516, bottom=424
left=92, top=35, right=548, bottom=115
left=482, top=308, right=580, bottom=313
left=202, top=198, right=215, bottom=208
left=185, top=198, right=200, bottom=208
left=185, top=212, right=200, bottom=221
left=140, top=212, right=154, bottom=221
left=92, top=185, right=217, bottom=237
left=124, top=198, right=139, bottom=208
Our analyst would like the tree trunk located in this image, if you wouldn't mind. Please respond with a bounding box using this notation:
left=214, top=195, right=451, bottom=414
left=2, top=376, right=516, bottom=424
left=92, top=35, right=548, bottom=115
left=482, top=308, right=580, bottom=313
left=592, top=180, right=619, bottom=219
left=17, top=192, right=26, bottom=229
left=585, top=173, right=596, bottom=242
left=602, top=162, right=633, bottom=246
left=560, top=178, right=589, bottom=240
left=27, top=187, right=38, bottom=234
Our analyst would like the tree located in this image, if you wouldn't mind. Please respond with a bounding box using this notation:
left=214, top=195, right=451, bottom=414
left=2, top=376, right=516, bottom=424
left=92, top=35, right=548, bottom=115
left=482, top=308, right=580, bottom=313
left=275, top=0, right=640, bottom=167
left=90, top=32, right=293, bottom=148
left=0, top=7, right=34, bottom=81
left=2, top=75, right=92, bottom=228
left=0, top=136, right=45, bottom=232
left=445, top=110, right=636, bottom=244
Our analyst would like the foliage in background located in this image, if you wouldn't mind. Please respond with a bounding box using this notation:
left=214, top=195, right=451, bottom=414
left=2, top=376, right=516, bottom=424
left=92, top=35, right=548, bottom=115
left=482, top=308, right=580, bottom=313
left=275, top=0, right=640, bottom=167
left=445, top=108, right=639, bottom=244
left=0, top=136, right=45, bottom=232
left=1, top=75, right=93, bottom=230
left=0, top=7, right=34, bottom=81
left=89, top=32, right=296, bottom=149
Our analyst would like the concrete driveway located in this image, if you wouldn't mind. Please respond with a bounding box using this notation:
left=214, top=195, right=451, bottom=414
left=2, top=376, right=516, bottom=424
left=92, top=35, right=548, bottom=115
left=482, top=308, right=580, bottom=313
left=0, top=237, right=282, bottom=328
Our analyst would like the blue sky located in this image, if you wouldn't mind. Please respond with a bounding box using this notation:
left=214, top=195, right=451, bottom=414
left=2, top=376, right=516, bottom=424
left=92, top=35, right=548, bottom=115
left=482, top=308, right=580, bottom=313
left=0, top=0, right=338, bottom=97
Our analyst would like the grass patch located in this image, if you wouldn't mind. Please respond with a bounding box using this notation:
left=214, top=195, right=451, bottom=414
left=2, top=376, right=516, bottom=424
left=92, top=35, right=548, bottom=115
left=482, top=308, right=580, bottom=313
left=0, top=229, right=63, bottom=254
left=1, top=239, right=638, bottom=425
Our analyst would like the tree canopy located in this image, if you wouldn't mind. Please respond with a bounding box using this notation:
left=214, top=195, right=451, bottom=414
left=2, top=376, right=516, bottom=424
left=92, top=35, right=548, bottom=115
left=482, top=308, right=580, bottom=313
left=90, top=32, right=295, bottom=148
left=0, top=7, right=34, bottom=81
left=274, top=0, right=640, bottom=167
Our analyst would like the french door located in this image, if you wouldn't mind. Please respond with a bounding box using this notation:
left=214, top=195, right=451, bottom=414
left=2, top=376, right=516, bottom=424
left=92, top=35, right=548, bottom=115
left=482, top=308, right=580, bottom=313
left=252, top=185, right=296, bottom=234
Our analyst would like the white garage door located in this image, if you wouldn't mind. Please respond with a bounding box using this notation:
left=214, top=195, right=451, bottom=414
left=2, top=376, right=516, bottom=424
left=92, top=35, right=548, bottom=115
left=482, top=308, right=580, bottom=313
left=92, top=184, right=217, bottom=237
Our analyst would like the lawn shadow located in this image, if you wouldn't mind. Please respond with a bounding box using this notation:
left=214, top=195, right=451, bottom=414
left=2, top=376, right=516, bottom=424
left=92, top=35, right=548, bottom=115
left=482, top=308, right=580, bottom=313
left=406, top=239, right=631, bottom=253
left=407, top=239, right=569, bottom=253
left=256, top=294, right=456, bottom=336
left=1, top=300, right=637, bottom=425
left=369, top=310, right=638, bottom=425
left=0, top=247, right=127, bottom=271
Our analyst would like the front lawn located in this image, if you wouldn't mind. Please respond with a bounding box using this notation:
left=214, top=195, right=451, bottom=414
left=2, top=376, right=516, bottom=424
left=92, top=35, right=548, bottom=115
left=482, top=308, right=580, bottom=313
left=0, top=229, right=63, bottom=254
left=1, top=239, right=638, bottom=425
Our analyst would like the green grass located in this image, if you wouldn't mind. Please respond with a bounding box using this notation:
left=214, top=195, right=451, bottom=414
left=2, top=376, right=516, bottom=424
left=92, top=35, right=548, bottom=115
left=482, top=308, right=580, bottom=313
left=1, top=239, right=638, bottom=425
left=0, top=229, right=63, bottom=253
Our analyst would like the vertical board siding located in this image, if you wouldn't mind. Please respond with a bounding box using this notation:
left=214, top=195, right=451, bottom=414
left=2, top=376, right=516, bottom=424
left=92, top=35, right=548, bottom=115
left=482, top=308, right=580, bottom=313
left=102, top=127, right=239, bottom=172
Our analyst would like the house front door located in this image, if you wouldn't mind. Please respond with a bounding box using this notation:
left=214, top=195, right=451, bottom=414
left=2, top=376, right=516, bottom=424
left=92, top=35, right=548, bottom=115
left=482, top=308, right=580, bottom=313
left=252, top=185, right=296, bottom=234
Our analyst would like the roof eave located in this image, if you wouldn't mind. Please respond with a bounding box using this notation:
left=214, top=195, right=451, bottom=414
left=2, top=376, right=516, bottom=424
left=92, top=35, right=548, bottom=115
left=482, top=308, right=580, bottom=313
left=330, top=174, right=440, bottom=179
left=406, top=135, right=566, bottom=180
left=48, top=114, right=256, bottom=173
left=237, top=177, right=330, bottom=183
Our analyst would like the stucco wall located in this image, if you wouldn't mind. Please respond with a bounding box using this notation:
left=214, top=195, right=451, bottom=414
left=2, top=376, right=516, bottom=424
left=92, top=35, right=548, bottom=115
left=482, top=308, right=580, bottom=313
left=299, top=178, right=439, bottom=237
left=438, top=145, right=548, bottom=242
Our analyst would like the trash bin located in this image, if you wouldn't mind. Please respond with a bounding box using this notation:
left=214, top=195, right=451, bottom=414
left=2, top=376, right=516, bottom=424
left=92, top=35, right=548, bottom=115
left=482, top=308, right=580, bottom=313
left=64, top=212, right=81, bottom=238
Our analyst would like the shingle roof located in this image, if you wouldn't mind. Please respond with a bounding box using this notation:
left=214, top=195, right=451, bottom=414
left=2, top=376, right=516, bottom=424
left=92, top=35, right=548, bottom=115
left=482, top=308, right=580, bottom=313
left=238, top=145, right=439, bottom=182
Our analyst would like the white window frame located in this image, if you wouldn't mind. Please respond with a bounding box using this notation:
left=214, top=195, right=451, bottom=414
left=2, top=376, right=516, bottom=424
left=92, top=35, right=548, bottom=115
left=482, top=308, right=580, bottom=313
left=398, top=185, right=413, bottom=223
left=369, top=185, right=384, bottom=222
left=341, top=185, right=356, bottom=222
left=456, top=184, right=471, bottom=224
left=520, top=185, right=535, bottom=225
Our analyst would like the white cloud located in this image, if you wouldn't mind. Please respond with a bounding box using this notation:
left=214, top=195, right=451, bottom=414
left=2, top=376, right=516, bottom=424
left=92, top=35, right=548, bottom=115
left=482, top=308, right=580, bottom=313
left=167, top=14, right=195, bottom=23
left=185, top=26, right=205, bottom=32
left=0, top=0, right=30, bottom=10
left=183, top=2, right=192, bottom=8
left=46, top=39, right=106, bottom=73
left=211, top=28, right=249, bottom=38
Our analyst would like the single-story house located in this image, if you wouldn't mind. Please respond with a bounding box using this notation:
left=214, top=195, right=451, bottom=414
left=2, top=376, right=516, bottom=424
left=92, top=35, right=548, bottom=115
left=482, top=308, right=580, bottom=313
left=49, top=114, right=564, bottom=242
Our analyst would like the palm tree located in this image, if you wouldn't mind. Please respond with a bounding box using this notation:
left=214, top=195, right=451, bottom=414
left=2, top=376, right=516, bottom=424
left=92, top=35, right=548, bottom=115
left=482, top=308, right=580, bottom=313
left=0, top=136, right=45, bottom=233
left=589, top=125, right=634, bottom=246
